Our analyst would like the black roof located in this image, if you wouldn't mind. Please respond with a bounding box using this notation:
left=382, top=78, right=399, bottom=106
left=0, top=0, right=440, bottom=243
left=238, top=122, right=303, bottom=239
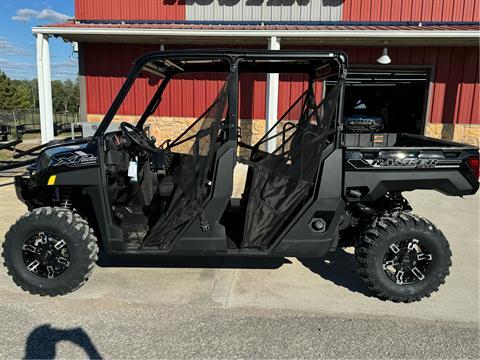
left=134, top=49, right=348, bottom=78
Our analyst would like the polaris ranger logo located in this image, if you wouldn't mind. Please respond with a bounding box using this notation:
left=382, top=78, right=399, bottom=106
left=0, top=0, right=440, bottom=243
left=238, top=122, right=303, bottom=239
left=347, top=158, right=462, bottom=170
left=368, top=159, right=438, bottom=169
left=50, top=151, right=97, bottom=168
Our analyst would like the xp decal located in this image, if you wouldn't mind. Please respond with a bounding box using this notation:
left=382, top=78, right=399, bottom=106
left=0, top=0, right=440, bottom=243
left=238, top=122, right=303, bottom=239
left=49, top=151, right=97, bottom=168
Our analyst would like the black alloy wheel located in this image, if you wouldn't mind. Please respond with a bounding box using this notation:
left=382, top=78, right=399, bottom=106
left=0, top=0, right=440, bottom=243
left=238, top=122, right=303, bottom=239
left=382, top=238, right=433, bottom=285
left=22, top=232, right=71, bottom=279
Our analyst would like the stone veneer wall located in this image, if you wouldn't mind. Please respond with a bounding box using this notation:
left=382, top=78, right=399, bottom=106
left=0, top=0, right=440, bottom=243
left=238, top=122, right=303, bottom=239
left=88, top=115, right=271, bottom=154
left=88, top=115, right=479, bottom=148
left=425, top=123, right=480, bottom=147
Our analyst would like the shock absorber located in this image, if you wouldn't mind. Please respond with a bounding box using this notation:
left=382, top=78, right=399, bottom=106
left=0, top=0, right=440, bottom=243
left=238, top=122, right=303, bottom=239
left=54, top=188, right=72, bottom=209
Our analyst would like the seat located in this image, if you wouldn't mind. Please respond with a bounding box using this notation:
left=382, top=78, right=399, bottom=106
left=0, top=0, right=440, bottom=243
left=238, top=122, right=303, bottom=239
left=240, top=81, right=343, bottom=249
left=158, top=176, right=174, bottom=197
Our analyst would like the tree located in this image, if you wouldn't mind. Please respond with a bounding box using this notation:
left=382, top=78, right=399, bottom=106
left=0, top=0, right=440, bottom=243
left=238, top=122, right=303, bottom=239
left=0, top=70, right=79, bottom=112
left=0, top=71, right=31, bottom=110
left=27, top=80, right=38, bottom=109
left=51, top=80, right=64, bottom=113
left=12, top=80, right=31, bottom=109
left=51, top=78, right=80, bottom=113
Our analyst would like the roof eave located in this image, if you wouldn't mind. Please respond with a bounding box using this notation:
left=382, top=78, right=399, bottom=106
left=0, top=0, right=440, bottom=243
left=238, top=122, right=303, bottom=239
left=32, top=26, right=480, bottom=39
left=31, top=26, right=480, bottom=47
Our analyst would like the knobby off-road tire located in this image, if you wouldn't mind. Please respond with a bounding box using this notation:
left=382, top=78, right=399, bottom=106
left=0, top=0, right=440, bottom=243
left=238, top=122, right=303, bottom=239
left=2, top=207, right=98, bottom=296
left=356, top=212, right=451, bottom=303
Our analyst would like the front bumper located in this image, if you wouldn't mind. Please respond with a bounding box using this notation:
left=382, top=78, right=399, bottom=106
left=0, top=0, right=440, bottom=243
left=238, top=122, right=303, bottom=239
left=14, top=175, right=34, bottom=208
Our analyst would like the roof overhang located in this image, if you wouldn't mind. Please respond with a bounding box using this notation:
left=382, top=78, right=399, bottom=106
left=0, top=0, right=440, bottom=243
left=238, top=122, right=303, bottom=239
left=32, top=22, right=480, bottom=47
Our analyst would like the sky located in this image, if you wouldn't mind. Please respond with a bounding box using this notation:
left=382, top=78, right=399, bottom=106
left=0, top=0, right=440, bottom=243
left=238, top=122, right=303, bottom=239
left=0, top=0, right=77, bottom=80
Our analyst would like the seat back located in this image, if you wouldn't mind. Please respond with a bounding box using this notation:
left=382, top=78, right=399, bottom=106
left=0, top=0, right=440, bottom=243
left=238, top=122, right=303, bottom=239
left=241, top=81, right=343, bottom=249
left=143, top=78, right=231, bottom=248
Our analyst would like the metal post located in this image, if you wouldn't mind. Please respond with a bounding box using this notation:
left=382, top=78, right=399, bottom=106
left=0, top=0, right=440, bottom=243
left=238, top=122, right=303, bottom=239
left=36, top=33, right=54, bottom=144
left=78, top=42, right=87, bottom=123
left=265, top=36, right=280, bottom=153
left=12, top=108, right=16, bottom=130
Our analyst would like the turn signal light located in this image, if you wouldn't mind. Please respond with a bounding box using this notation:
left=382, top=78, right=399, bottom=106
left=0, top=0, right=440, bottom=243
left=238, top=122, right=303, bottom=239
left=467, top=156, right=479, bottom=179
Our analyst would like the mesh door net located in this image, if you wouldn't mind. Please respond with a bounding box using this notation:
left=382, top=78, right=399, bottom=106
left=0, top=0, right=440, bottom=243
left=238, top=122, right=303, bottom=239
left=241, top=80, right=343, bottom=249
left=143, top=78, right=230, bottom=249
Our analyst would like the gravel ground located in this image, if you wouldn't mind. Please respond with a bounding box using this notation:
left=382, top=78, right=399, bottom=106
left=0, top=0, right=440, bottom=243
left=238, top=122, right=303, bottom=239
left=0, top=300, right=478, bottom=359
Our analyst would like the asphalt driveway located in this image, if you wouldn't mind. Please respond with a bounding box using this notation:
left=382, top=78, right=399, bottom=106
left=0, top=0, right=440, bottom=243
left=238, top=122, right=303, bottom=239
left=0, top=177, right=478, bottom=359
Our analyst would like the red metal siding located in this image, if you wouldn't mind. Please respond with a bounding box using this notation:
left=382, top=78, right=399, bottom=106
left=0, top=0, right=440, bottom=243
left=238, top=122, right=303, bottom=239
left=84, top=44, right=227, bottom=118
left=85, top=44, right=479, bottom=125
left=85, top=43, right=267, bottom=119
left=75, top=0, right=185, bottom=21
left=342, top=0, right=480, bottom=21
left=342, top=46, right=479, bottom=124
left=84, top=43, right=313, bottom=120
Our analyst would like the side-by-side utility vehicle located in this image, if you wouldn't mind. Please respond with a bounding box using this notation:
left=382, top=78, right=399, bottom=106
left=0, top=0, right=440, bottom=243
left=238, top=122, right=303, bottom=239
left=3, top=50, right=479, bottom=302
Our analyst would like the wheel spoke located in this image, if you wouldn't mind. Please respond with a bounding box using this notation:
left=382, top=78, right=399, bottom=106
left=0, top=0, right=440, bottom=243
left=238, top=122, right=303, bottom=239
left=411, top=267, right=425, bottom=281
left=47, top=266, right=55, bottom=279
left=57, top=257, right=70, bottom=267
left=27, top=260, right=40, bottom=272
left=389, top=243, right=400, bottom=254
left=407, top=239, right=419, bottom=251
left=54, top=239, right=66, bottom=250
left=417, top=253, right=432, bottom=261
left=395, top=270, right=405, bottom=285
left=383, top=260, right=397, bottom=270
left=22, top=244, right=37, bottom=253
left=35, top=233, right=48, bottom=246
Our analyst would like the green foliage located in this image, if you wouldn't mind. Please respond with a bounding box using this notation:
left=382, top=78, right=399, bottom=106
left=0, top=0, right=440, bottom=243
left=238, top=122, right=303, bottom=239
left=0, top=71, right=31, bottom=110
left=0, top=70, right=79, bottom=113
left=51, top=79, right=80, bottom=113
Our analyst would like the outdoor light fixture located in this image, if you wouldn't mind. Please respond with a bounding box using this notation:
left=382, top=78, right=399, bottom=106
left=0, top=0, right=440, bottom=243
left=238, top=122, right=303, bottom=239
left=377, top=47, right=391, bottom=64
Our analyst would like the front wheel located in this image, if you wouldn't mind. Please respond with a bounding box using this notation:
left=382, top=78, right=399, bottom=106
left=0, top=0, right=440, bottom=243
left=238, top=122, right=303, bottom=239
left=355, top=212, right=452, bottom=303
left=2, top=207, right=98, bottom=296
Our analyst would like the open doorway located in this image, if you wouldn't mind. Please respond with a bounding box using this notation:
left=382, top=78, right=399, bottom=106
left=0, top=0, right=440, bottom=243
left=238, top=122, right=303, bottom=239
left=330, top=68, right=431, bottom=134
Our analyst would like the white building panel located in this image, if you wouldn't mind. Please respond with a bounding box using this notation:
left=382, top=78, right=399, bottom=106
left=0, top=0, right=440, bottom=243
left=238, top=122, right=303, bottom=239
left=186, top=0, right=343, bottom=22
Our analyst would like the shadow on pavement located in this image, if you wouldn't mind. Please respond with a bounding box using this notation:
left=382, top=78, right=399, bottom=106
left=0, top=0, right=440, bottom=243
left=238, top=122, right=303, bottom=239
left=97, top=250, right=291, bottom=270
left=97, top=249, right=371, bottom=296
left=25, top=324, right=102, bottom=360
left=299, top=248, right=373, bottom=298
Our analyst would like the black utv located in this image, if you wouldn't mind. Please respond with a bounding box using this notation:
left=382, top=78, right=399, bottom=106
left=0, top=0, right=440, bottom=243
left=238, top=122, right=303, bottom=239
left=3, top=50, right=479, bottom=302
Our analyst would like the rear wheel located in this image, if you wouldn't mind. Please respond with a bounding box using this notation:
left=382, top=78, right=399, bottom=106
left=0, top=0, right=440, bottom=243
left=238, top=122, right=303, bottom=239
left=356, top=212, right=451, bottom=302
left=2, top=207, right=98, bottom=296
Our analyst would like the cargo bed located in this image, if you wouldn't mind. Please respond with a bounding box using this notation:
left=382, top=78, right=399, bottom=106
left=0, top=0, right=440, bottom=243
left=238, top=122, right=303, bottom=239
left=342, top=133, right=479, bottom=201
left=342, top=132, right=477, bottom=149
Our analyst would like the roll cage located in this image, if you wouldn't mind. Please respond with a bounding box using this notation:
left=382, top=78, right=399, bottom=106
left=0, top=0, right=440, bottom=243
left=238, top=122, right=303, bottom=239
left=91, top=49, right=348, bottom=143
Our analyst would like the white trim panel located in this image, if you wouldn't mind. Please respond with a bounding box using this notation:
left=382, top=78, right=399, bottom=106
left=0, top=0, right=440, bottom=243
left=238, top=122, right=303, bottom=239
left=36, top=33, right=54, bottom=144
left=265, top=36, right=280, bottom=153
left=32, top=26, right=480, bottom=39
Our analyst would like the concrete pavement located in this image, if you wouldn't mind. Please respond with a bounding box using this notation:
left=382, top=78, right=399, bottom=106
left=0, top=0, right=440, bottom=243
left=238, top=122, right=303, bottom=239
left=0, top=177, right=478, bottom=358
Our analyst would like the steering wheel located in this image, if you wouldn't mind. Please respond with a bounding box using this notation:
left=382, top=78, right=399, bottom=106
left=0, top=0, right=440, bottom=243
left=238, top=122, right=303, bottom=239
left=120, top=122, right=157, bottom=153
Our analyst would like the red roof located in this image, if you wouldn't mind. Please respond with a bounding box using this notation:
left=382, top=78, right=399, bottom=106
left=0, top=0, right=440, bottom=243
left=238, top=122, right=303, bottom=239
left=42, top=21, right=480, bottom=32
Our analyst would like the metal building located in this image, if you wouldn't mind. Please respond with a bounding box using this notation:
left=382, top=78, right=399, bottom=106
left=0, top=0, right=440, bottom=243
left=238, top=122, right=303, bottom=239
left=34, top=0, right=479, bottom=145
